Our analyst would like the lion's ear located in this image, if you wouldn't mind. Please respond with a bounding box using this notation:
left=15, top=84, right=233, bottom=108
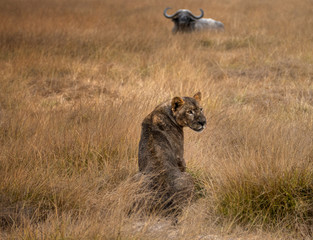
left=193, top=92, right=201, bottom=102
left=171, top=97, right=184, bottom=112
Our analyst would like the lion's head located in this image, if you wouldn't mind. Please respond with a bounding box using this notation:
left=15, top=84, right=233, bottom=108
left=171, top=92, right=207, bottom=132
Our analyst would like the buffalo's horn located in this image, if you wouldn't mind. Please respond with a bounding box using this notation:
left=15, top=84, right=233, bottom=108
left=189, top=9, right=204, bottom=19
left=163, top=7, right=181, bottom=18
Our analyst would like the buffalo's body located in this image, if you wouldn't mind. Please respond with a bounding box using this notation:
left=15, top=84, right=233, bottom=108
left=164, top=8, right=224, bottom=33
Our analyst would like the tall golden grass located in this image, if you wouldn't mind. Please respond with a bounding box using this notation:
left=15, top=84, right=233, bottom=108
left=1, top=0, right=313, bottom=239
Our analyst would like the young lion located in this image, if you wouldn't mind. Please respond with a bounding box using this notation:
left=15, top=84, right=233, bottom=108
left=138, top=92, right=206, bottom=211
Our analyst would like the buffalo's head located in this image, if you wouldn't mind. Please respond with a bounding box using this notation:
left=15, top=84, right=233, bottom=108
left=164, top=8, right=204, bottom=33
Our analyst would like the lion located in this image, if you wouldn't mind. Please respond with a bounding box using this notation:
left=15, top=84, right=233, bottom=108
left=137, top=92, right=206, bottom=213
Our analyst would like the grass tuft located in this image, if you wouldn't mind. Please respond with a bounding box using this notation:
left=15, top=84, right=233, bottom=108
left=217, top=168, right=313, bottom=229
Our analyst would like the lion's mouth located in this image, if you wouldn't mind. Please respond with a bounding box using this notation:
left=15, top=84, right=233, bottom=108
left=195, top=126, right=205, bottom=132
left=191, top=125, right=206, bottom=132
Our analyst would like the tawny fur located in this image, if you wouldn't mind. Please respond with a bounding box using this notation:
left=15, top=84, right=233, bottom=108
left=138, top=92, right=206, bottom=211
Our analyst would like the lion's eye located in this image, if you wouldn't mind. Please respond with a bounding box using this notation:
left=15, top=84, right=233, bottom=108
left=200, top=108, right=203, bottom=112
left=187, top=110, right=194, bottom=115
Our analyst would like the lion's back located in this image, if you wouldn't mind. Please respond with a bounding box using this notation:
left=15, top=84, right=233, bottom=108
left=138, top=102, right=183, bottom=173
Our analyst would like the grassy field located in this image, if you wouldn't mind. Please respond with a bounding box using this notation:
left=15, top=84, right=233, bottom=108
left=1, top=0, right=313, bottom=239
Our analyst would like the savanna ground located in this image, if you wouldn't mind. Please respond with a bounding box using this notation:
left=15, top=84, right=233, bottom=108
left=0, top=0, right=313, bottom=239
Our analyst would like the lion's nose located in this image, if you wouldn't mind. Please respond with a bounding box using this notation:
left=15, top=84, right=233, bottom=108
left=198, top=120, right=206, bottom=127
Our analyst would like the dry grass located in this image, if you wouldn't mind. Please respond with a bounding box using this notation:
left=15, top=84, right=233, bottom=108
left=1, top=0, right=313, bottom=239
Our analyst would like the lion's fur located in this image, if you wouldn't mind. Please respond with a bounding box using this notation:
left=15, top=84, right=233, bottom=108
left=137, top=92, right=206, bottom=212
